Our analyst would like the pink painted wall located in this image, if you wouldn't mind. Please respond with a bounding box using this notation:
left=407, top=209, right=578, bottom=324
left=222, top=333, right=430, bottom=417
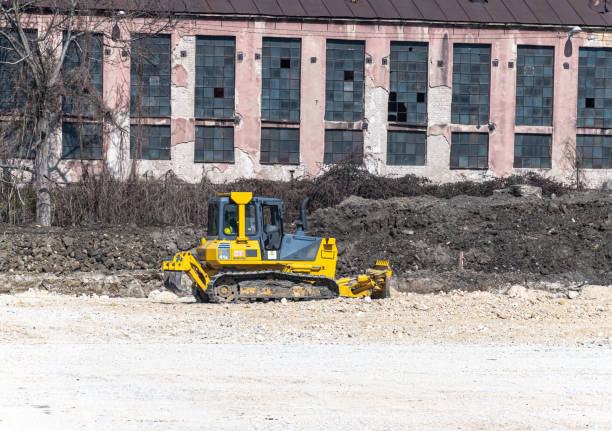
left=55, top=18, right=611, bottom=185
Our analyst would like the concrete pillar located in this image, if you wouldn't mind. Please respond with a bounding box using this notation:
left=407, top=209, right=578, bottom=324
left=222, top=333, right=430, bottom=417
left=426, top=28, right=452, bottom=177
left=104, top=35, right=131, bottom=179
left=363, top=32, right=390, bottom=175
left=170, top=34, right=197, bottom=181
left=233, top=27, right=262, bottom=178
left=551, top=37, right=580, bottom=177
left=300, top=35, right=326, bottom=177
left=488, top=35, right=517, bottom=176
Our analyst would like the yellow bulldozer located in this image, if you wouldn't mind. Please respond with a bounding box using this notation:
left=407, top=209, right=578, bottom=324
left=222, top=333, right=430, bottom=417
left=162, top=192, right=391, bottom=303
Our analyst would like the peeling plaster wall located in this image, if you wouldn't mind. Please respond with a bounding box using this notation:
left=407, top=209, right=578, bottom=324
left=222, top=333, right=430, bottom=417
left=43, top=20, right=611, bottom=187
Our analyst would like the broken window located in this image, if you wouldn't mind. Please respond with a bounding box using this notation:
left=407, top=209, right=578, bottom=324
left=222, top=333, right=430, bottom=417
left=387, top=131, right=426, bottom=166
left=195, top=126, right=234, bottom=163
left=324, top=130, right=363, bottom=164
left=451, top=44, right=491, bottom=125
left=262, top=38, right=301, bottom=122
left=450, top=132, right=489, bottom=169
left=515, top=46, right=554, bottom=126
left=195, top=36, right=235, bottom=119
left=62, top=34, right=103, bottom=117
left=389, top=42, right=428, bottom=124
left=130, top=35, right=171, bottom=117
left=130, top=125, right=171, bottom=160
left=577, top=48, right=612, bottom=128
left=576, top=135, right=612, bottom=169
left=513, top=134, right=551, bottom=169
left=61, top=122, right=102, bottom=160
left=325, top=40, right=364, bottom=122
left=260, top=128, right=299, bottom=164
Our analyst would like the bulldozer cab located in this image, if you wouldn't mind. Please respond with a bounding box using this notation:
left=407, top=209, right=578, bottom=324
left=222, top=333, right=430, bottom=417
left=207, top=192, right=321, bottom=262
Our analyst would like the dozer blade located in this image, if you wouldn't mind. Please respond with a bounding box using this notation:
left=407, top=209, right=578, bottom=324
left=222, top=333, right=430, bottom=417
left=163, top=270, right=187, bottom=293
left=336, top=260, right=392, bottom=299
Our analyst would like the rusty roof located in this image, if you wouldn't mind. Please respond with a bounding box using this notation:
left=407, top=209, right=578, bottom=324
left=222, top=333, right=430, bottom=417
left=171, top=0, right=612, bottom=28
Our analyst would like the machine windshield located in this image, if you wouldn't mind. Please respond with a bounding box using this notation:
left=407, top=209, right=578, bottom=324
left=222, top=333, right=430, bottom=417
left=223, top=203, right=257, bottom=236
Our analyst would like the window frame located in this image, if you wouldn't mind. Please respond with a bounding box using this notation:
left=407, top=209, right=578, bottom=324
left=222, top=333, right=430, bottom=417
left=324, top=39, right=365, bottom=123
left=194, top=126, right=235, bottom=163
left=130, top=34, right=172, bottom=118
left=388, top=41, right=429, bottom=125
left=513, top=133, right=552, bottom=169
left=130, top=124, right=171, bottom=160
left=261, top=37, right=301, bottom=123
left=577, top=47, right=612, bottom=129
left=576, top=134, right=612, bottom=169
left=386, top=130, right=427, bottom=166
left=260, top=127, right=300, bottom=165
left=515, top=45, right=555, bottom=127
left=61, top=122, right=103, bottom=160
left=323, top=129, right=364, bottom=165
left=451, top=43, right=492, bottom=126
left=195, top=35, right=236, bottom=120
left=450, top=132, right=489, bottom=170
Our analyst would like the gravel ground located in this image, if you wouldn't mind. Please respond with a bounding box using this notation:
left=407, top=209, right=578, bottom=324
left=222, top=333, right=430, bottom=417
left=1, top=289, right=611, bottom=430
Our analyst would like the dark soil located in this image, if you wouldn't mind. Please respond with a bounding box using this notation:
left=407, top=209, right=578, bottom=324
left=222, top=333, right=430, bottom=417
left=0, top=189, right=610, bottom=294
left=309, top=191, right=612, bottom=290
left=0, top=225, right=206, bottom=274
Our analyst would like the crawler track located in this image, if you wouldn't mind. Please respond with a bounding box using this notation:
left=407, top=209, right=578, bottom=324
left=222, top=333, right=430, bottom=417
left=198, top=271, right=340, bottom=303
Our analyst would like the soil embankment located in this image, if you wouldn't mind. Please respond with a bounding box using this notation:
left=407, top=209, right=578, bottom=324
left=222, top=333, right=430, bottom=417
left=0, top=190, right=610, bottom=296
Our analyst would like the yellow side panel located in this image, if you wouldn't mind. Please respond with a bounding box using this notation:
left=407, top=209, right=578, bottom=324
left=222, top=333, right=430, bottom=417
left=197, top=237, right=339, bottom=280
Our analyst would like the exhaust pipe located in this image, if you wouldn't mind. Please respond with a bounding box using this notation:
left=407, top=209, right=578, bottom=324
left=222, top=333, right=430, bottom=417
left=296, top=197, right=310, bottom=235
left=300, top=197, right=310, bottom=231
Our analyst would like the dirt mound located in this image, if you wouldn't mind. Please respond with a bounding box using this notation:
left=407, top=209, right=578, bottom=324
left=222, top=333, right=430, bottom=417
left=310, top=191, right=612, bottom=290
left=0, top=224, right=206, bottom=274
left=0, top=189, right=610, bottom=294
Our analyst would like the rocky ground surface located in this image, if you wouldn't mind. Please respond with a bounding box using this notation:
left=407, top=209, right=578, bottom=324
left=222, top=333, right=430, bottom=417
left=1, top=289, right=611, bottom=430
left=2, top=285, right=610, bottom=346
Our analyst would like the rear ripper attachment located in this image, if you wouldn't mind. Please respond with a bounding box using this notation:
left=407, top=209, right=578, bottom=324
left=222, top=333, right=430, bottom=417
left=161, top=191, right=392, bottom=303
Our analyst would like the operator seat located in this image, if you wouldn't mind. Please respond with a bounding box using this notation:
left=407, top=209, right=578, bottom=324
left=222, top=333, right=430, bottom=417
left=264, top=224, right=282, bottom=250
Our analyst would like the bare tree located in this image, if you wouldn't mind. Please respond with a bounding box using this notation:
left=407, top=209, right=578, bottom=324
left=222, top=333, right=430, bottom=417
left=562, top=137, right=586, bottom=190
left=0, top=0, right=177, bottom=225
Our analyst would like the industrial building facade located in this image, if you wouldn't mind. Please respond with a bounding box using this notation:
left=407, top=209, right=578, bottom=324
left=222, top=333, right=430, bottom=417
left=3, top=0, right=612, bottom=186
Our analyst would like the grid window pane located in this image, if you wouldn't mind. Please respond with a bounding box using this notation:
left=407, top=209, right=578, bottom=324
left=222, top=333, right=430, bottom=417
left=195, top=36, right=235, bottom=119
left=578, top=48, right=612, bottom=128
left=262, top=38, right=301, bottom=122
left=324, top=130, right=363, bottom=164
left=130, top=125, right=171, bottom=160
left=260, top=128, right=300, bottom=164
left=577, top=135, right=612, bottom=169
left=62, top=122, right=102, bottom=160
left=325, top=40, right=364, bottom=122
left=0, top=31, right=35, bottom=112
left=515, top=46, right=554, bottom=126
left=63, top=34, right=104, bottom=116
left=0, top=122, right=35, bottom=159
left=195, top=126, right=234, bottom=163
left=513, top=134, right=552, bottom=169
left=450, top=133, right=489, bottom=169
left=389, top=42, right=428, bottom=124
left=387, top=131, right=426, bottom=166
left=130, top=35, right=171, bottom=117
left=451, top=44, right=491, bottom=125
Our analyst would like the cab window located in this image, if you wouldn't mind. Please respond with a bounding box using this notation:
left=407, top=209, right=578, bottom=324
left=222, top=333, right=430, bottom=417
left=223, top=203, right=257, bottom=236
left=207, top=202, right=219, bottom=237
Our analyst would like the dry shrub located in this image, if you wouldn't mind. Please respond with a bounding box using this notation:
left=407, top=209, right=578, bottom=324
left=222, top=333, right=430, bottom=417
left=2, top=164, right=570, bottom=226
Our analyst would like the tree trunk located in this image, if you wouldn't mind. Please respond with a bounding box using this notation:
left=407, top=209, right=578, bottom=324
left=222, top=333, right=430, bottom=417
left=34, top=118, right=52, bottom=226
